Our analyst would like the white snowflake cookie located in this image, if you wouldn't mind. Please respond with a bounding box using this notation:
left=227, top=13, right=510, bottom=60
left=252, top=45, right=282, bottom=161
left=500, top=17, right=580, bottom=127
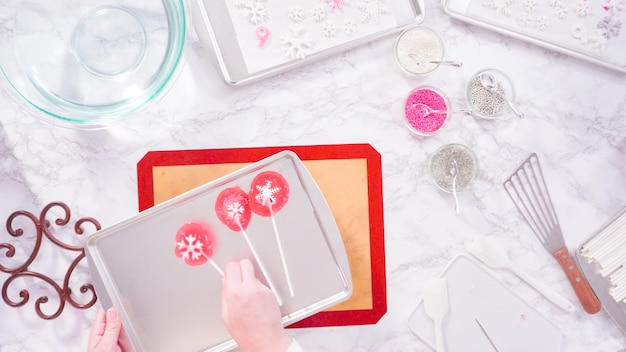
left=357, top=0, right=389, bottom=24
left=343, top=18, right=357, bottom=35
left=235, top=0, right=268, bottom=25
left=482, top=0, right=514, bottom=17
left=322, top=21, right=337, bottom=38
left=289, top=7, right=305, bottom=23
left=311, top=5, right=327, bottom=22
left=281, top=25, right=313, bottom=59
left=517, top=12, right=532, bottom=28
left=536, top=16, right=549, bottom=31
left=576, top=2, right=590, bottom=17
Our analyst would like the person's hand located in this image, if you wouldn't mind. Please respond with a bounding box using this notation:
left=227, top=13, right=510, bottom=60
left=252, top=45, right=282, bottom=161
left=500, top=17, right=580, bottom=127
left=87, top=307, right=123, bottom=352
left=221, top=259, right=292, bottom=352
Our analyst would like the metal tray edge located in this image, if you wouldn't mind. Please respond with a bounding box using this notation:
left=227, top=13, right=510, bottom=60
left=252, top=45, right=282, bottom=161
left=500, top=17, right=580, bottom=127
left=441, top=0, right=626, bottom=74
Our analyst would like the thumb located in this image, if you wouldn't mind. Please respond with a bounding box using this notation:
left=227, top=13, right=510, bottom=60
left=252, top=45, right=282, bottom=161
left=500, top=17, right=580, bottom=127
left=100, top=308, right=122, bottom=347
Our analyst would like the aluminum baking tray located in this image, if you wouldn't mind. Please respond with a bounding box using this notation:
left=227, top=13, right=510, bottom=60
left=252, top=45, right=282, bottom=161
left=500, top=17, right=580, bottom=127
left=190, top=0, right=425, bottom=85
left=408, top=254, right=564, bottom=352
left=576, top=207, right=626, bottom=333
left=85, top=150, right=353, bottom=352
left=442, top=0, right=626, bottom=73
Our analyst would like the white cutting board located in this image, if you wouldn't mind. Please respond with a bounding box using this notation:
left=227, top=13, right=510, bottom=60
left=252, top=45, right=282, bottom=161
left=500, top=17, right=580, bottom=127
left=408, top=254, right=564, bottom=352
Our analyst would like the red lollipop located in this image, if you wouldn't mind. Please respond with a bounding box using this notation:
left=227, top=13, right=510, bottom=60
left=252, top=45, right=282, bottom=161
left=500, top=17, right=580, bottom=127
left=215, top=186, right=252, bottom=231
left=249, top=171, right=290, bottom=217
left=175, top=222, right=223, bottom=277
left=249, top=171, right=294, bottom=297
left=214, top=186, right=283, bottom=306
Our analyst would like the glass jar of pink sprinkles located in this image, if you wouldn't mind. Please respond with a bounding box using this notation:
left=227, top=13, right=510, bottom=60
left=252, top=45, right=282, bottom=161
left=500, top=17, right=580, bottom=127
left=403, top=86, right=449, bottom=136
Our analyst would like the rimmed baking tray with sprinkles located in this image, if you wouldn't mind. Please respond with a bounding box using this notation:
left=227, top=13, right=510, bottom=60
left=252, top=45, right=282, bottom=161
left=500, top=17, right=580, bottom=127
left=190, top=0, right=425, bottom=84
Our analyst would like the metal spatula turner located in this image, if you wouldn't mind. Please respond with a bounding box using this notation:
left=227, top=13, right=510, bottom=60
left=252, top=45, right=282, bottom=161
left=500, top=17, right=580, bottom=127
left=503, top=153, right=601, bottom=314
left=423, top=278, right=449, bottom=352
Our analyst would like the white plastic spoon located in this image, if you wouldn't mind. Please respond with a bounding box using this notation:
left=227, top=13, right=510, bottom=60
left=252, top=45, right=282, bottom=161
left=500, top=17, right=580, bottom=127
left=468, top=235, right=576, bottom=312
left=423, top=278, right=449, bottom=352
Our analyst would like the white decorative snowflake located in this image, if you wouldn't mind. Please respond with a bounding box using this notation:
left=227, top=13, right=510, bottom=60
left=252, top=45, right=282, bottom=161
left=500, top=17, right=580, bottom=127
left=343, top=18, right=357, bottom=35
left=554, top=3, right=568, bottom=19
left=589, top=29, right=608, bottom=50
left=524, top=0, right=537, bottom=12
left=482, top=0, right=514, bottom=17
left=254, top=180, right=281, bottom=206
left=281, top=25, right=313, bottom=59
left=536, top=16, right=549, bottom=31
left=176, top=234, right=205, bottom=261
left=311, top=5, right=327, bottom=22
left=326, top=0, right=348, bottom=11
left=289, top=7, right=305, bottom=23
left=548, top=0, right=560, bottom=7
left=517, top=12, right=533, bottom=27
left=357, top=0, right=389, bottom=24
left=322, top=21, right=337, bottom=37
left=576, top=2, right=590, bottom=17
left=608, top=0, right=625, bottom=15
left=227, top=201, right=246, bottom=220
left=234, top=0, right=268, bottom=25
left=598, top=16, right=622, bottom=38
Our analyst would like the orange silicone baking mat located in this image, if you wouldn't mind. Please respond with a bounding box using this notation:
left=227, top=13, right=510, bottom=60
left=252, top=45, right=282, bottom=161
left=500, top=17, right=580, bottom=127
left=137, top=144, right=386, bottom=327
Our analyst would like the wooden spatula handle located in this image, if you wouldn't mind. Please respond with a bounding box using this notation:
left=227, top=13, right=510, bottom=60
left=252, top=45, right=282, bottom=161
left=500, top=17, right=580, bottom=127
left=553, top=247, right=602, bottom=314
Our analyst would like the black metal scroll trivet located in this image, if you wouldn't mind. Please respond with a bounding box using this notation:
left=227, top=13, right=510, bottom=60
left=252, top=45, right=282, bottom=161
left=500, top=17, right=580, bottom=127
left=0, top=201, right=100, bottom=319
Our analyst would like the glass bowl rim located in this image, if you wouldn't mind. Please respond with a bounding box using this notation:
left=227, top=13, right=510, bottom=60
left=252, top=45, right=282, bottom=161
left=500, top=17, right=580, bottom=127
left=0, top=0, right=188, bottom=129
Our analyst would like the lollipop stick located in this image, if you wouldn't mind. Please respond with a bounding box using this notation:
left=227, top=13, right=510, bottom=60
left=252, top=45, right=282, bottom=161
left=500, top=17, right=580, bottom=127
left=203, top=254, right=224, bottom=278
left=237, top=219, right=284, bottom=306
left=270, top=207, right=295, bottom=297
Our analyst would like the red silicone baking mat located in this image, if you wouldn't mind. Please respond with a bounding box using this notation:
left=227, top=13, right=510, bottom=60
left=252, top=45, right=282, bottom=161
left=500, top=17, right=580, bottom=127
left=136, top=144, right=386, bottom=327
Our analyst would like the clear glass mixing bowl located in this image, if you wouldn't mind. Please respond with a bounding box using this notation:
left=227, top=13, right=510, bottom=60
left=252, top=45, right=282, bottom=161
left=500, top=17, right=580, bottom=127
left=0, top=0, right=188, bottom=129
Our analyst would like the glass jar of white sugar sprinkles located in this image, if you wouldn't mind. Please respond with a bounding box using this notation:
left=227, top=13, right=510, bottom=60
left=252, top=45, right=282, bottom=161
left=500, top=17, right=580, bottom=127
left=394, top=26, right=462, bottom=76
left=466, top=69, right=523, bottom=119
left=429, top=144, right=478, bottom=193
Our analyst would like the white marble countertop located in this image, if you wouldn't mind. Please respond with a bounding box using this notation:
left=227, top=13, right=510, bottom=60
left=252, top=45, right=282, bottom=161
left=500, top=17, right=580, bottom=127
left=1, top=1, right=625, bottom=351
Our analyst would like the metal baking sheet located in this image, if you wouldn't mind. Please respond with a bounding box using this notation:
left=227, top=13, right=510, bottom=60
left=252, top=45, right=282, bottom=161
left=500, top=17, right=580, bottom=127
left=190, top=0, right=425, bottom=85
left=442, top=0, right=626, bottom=73
left=85, top=150, right=353, bottom=352
left=408, top=254, right=564, bottom=352
left=576, top=208, right=626, bottom=333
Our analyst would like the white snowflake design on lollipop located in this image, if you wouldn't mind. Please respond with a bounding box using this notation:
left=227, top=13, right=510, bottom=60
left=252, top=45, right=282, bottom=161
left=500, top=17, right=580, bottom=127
left=177, top=234, right=205, bottom=262
left=215, top=186, right=284, bottom=305
left=249, top=171, right=294, bottom=296
left=255, top=181, right=280, bottom=207
left=174, top=222, right=223, bottom=277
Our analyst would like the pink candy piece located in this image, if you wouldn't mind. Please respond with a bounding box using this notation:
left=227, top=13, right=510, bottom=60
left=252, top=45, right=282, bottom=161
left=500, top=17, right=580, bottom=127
left=256, top=26, right=270, bottom=48
left=404, top=87, right=448, bottom=135
left=326, top=0, right=347, bottom=11
left=175, top=222, right=213, bottom=267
